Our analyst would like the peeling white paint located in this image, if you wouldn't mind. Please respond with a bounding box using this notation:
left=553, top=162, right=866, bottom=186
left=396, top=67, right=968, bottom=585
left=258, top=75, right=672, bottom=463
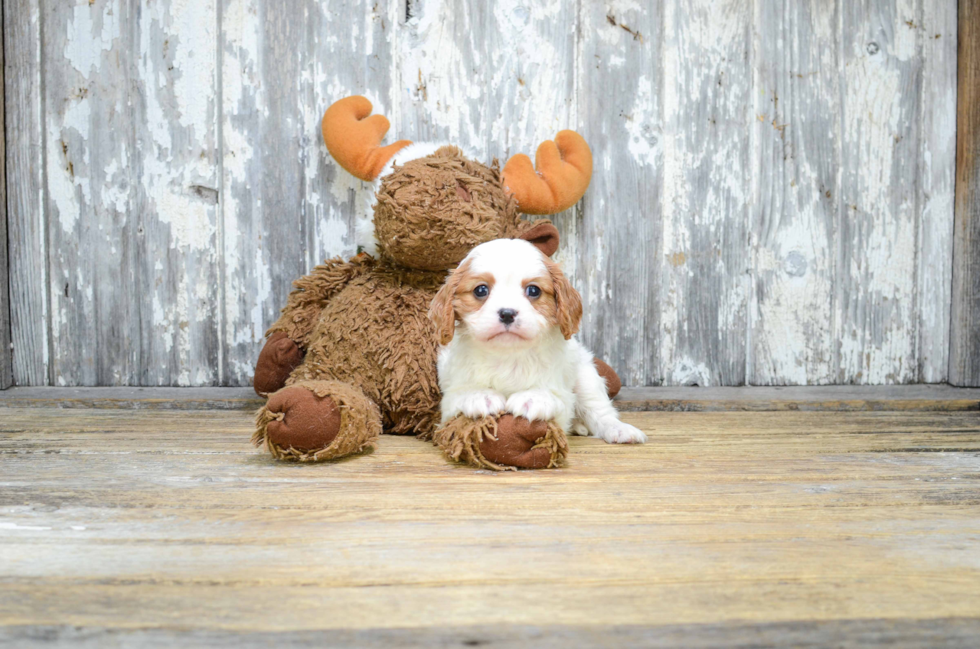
left=140, top=0, right=217, bottom=253
left=671, top=359, right=712, bottom=386
left=838, top=4, right=922, bottom=384
left=222, top=0, right=268, bottom=378
left=749, top=0, right=841, bottom=386
left=248, top=246, right=272, bottom=347
left=48, top=95, right=91, bottom=234
left=485, top=0, right=574, bottom=157
left=624, top=76, right=658, bottom=167
left=169, top=0, right=215, bottom=131
left=64, top=1, right=118, bottom=78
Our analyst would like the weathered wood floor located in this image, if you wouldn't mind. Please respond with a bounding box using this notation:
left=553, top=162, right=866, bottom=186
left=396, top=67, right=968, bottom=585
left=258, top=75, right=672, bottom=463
left=1, top=392, right=979, bottom=647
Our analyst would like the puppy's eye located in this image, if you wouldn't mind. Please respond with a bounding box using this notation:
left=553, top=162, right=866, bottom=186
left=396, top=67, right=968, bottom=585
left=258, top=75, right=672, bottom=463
left=473, top=284, right=490, bottom=299
left=525, top=285, right=542, bottom=299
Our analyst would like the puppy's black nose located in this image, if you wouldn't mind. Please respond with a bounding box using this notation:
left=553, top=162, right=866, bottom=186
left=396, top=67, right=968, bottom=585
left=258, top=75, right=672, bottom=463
left=498, top=308, right=517, bottom=325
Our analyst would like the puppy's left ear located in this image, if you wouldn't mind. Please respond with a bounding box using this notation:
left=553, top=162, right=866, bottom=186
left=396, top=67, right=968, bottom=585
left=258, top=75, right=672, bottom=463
left=429, top=260, right=469, bottom=345
left=519, top=221, right=559, bottom=257
left=545, top=257, right=582, bottom=339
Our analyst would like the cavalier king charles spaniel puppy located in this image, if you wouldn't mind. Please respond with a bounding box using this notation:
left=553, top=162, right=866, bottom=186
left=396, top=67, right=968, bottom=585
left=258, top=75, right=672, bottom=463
left=429, top=238, right=646, bottom=444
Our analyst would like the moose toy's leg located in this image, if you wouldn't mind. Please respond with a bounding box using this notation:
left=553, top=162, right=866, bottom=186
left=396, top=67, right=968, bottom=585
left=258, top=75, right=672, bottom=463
left=253, top=380, right=381, bottom=462
left=252, top=256, right=374, bottom=397
left=433, top=414, right=568, bottom=471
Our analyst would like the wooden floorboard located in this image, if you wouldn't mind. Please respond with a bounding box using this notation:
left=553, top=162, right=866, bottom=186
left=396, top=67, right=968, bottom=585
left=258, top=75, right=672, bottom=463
left=2, top=618, right=980, bottom=649
left=2, top=385, right=980, bottom=412
left=0, top=406, right=978, bottom=646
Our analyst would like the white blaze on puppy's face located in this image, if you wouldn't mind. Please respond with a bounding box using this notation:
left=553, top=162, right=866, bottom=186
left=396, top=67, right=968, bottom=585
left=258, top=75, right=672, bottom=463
left=453, top=239, right=555, bottom=348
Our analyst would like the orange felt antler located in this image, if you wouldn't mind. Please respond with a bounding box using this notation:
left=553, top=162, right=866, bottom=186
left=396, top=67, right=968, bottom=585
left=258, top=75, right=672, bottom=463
left=501, top=131, right=593, bottom=215
left=321, top=96, right=412, bottom=181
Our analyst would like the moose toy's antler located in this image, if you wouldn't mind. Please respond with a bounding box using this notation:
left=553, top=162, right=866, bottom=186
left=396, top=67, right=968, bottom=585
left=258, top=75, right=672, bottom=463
left=321, top=96, right=412, bottom=181
left=501, top=131, right=593, bottom=215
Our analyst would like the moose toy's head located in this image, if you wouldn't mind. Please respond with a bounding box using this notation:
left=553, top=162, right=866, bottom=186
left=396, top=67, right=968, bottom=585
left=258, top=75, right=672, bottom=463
left=321, top=96, right=593, bottom=271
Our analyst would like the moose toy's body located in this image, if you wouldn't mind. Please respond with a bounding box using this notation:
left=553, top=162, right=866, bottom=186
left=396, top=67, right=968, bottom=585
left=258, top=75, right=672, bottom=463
left=251, top=96, right=618, bottom=469
left=253, top=257, right=444, bottom=461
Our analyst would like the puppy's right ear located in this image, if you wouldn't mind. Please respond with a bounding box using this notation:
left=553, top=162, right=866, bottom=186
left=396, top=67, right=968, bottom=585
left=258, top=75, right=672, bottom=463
left=429, top=260, right=469, bottom=345
left=545, top=256, right=582, bottom=340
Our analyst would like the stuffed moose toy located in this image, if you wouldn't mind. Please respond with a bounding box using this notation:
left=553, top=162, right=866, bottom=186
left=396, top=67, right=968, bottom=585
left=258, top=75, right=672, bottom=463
left=251, top=96, right=620, bottom=470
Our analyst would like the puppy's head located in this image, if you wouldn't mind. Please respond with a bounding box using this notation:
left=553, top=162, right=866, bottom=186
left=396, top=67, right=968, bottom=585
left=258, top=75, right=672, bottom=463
left=429, top=229, right=582, bottom=347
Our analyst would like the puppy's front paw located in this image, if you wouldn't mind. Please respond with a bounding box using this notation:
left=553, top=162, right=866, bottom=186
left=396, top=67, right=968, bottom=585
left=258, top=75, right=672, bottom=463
left=597, top=420, right=647, bottom=444
left=505, top=390, right=563, bottom=422
left=457, top=391, right=507, bottom=419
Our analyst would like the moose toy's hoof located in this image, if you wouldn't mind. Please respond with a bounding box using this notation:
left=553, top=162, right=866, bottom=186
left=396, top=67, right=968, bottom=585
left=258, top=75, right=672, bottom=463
left=253, top=380, right=382, bottom=463
left=264, top=386, right=341, bottom=452
left=480, top=415, right=555, bottom=469
left=254, top=332, right=304, bottom=396
left=433, top=414, right=568, bottom=471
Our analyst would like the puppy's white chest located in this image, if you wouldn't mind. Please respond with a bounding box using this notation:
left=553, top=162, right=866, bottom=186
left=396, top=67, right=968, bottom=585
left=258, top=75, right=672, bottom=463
left=494, top=363, right=560, bottom=396
left=467, top=342, right=571, bottom=394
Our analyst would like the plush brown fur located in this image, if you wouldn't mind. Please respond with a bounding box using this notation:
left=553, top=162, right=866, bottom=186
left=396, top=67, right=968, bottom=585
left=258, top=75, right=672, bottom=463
left=281, top=260, right=445, bottom=438
left=254, top=379, right=381, bottom=462
left=433, top=414, right=568, bottom=471
left=265, top=254, right=376, bottom=350
left=374, top=148, right=522, bottom=270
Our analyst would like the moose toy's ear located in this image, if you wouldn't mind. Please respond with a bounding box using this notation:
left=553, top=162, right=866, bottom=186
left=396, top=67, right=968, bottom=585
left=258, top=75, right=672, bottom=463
left=519, top=222, right=560, bottom=258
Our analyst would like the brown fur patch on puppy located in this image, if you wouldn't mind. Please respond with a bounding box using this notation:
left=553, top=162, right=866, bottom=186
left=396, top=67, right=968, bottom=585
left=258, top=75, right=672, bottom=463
left=523, top=273, right=557, bottom=327
left=452, top=271, right=495, bottom=317
left=593, top=357, right=622, bottom=398
left=429, top=259, right=471, bottom=345
left=543, top=256, right=582, bottom=339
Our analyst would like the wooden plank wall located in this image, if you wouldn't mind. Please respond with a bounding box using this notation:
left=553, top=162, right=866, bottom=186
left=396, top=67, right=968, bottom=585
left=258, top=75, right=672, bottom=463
left=950, top=0, right=980, bottom=386
left=0, top=1, right=9, bottom=390
left=4, top=0, right=47, bottom=387
left=2, top=0, right=959, bottom=387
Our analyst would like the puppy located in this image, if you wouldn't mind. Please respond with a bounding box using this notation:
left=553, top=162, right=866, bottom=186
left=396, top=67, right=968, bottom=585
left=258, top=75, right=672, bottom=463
left=429, top=238, right=646, bottom=444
